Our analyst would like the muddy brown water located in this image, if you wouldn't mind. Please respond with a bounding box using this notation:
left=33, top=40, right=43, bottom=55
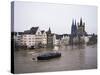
left=14, top=45, right=97, bottom=73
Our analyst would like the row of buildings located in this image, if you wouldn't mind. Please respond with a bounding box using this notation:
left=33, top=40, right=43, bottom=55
left=13, top=27, right=70, bottom=48
left=12, top=18, right=96, bottom=49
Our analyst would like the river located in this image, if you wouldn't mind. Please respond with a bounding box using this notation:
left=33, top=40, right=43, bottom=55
left=14, top=45, right=97, bottom=73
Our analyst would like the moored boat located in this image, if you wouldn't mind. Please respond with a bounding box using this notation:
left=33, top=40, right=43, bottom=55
left=37, top=52, right=61, bottom=60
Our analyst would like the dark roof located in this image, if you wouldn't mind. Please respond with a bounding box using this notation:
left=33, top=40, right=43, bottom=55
left=18, top=32, right=24, bottom=35
left=24, top=30, right=30, bottom=34
left=56, top=34, right=63, bottom=40
left=63, top=34, right=69, bottom=36
left=41, top=30, right=45, bottom=34
left=24, top=27, right=39, bottom=34
left=47, top=27, right=51, bottom=34
left=30, top=27, right=39, bottom=34
left=11, top=32, right=24, bottom=35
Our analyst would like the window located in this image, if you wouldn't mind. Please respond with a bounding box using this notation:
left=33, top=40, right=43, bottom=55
left=38, top=32, right=40, bottom=35
left=29, top=41, right=31, bottom=42
left=24, top=35, right=26, bottom=37
left=29, top=38, right=31, bottom=39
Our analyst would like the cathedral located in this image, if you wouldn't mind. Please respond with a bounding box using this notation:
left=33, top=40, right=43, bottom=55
left=77, top=18, right=86, bottom=36
left=69, top=18, right=86, bottom=45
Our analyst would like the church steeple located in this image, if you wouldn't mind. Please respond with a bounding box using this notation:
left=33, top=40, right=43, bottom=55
left=74, top=20, right=77, bottom=36
left=74, top=19, right=77, bottom=27
left=72, top=19, right=74, bottom=26
left=71, top=19, right=74, bottom=35
left=71, top=19, right=78, bottom=36
left=48, top=27, right=51, bottom=34
left=80, top=17, right=82, bottom=26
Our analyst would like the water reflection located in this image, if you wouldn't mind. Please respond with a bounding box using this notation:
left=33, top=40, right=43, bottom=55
left=14, top=45, right=97, bottom=73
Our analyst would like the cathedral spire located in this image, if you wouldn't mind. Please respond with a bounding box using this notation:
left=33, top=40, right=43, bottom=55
left=74, top=19, right=77, bottom=36
left=80, top=17, right=82, bottom=26
left=75, top=19, right=76, bottom=26
left=71, top=19, right=75, bottom=35
left=72, top=19, right=74, bottom=26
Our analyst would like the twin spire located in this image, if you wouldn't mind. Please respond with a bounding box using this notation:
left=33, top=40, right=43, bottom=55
left=71, top=17, right=85, bottom=36
left=72, top=19, right=77, bottom=26
left=72, top=17, right=83, bottom=26
left=71, top=19, right=77, bottom=36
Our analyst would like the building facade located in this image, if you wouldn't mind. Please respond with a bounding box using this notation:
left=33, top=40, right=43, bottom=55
left=15, top=27, right=43, bottom=48
left=77, top=18, right=85, bottom=36
left=41, top=30, right=47, bottom=47
left=61, top=34, right=69, bottom=46
left=69, top=18, right=86, bottom=45
left=47, top=28, right=53, bottom=48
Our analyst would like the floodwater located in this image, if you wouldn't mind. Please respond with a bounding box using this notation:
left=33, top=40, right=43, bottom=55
left=14, top=45, right=97, bottom=73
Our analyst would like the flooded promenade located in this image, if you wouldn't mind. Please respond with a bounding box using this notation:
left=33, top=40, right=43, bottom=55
left=14, top=45, right=97, bottom=73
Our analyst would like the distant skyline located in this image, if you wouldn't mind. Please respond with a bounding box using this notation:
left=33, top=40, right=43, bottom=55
left=13, top=1, right=97, bottom=34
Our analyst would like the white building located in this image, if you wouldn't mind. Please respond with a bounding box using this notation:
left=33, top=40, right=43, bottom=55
left=53, top=34, right=57, bottom=45
left=34, top=27, right=42, bottom=47
left=72, top=36, right=79, bottom=44
left=84, top=36, right=90, bottom=44
left=16, top=27, right=43, bottom=48
left=53, top=34, right=61, bottom=46
left=53, top=34, right=70, bottom=46
left=41, top=30, right=47, bottom=47
left=61, top=34, right=69, bottom=45
left=20, top=34, right=35, bottom=48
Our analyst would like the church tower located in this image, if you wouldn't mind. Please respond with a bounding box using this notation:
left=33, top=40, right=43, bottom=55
left=71, top=19, right=77, bottom=37
left=47, top=27, right=53, bottom=48
left=77, top=18, right=85, bottom=36
left=70, top=19, right=78, bottom=45
left=71, top=19, right=75, bottom=35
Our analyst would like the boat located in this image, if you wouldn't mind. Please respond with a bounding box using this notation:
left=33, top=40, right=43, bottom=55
left=37, top=52, right=61, bottom=60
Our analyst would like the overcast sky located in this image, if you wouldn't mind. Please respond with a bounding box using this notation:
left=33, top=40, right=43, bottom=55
left=13, top=1, right=97, bottom=34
